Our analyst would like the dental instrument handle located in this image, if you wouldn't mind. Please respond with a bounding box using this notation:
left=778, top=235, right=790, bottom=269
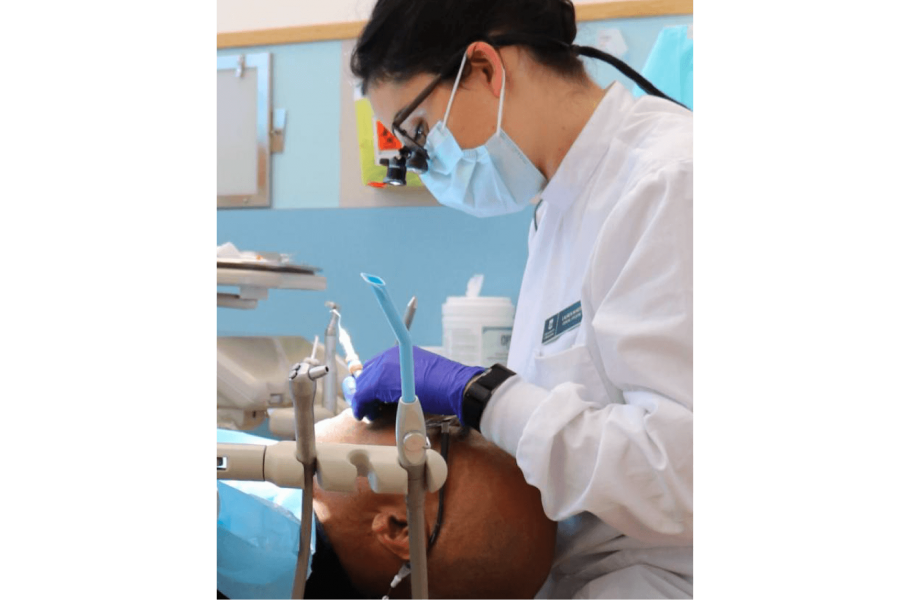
left=324, top=309, right=340, bottom=414
left=290, top=362, right=328, bottom=466
left=396, top=400, right=428, bottom=467
left=288, top=360, right=327, bottom=600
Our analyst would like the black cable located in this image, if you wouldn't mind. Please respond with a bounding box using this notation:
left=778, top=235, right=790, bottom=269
left=485, top=33, right=690, bottom=111
left=572, top=44, right=689, bottom=110
left=427, top=423, right=451, bottom=548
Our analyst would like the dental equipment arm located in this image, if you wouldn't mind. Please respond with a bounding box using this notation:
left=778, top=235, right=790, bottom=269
left=218, top=334, right=352, bottom=433
left=362, top=273, right=430, bottom=600
left=217, top=442, right=448, bottom=493
left=216, top=246, right=326, bottom=309
left=289, top=359, right=328, bottom=600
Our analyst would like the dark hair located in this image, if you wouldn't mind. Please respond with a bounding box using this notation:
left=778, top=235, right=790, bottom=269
left=351, top=0, right=585, bottom=94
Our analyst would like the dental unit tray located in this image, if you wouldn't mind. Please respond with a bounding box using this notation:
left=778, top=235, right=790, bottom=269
left=217, top=260, right=321, bottom=275
left=217, top=336, right=351, bottom=432
left=217, top=256, right=326, bottom=309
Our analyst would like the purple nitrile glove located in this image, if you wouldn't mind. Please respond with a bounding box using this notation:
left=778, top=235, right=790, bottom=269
left=349, top=346, right=485, bottom=422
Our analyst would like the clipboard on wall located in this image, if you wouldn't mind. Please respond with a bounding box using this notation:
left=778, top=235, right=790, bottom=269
left=217, top=53, right=273, bottom=208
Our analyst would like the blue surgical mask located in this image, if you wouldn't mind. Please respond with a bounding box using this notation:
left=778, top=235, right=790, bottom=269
left=420, top=54, right=547, bottom=217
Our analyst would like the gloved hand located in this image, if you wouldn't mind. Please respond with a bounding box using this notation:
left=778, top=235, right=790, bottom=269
left=346, top=346, right=485, bottom=422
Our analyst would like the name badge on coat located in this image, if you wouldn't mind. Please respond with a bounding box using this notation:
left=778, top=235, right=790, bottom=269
left=542, top=301, right=582, bottom=345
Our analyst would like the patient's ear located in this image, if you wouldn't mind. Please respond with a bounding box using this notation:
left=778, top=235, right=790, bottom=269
left=372, top=506, right=410, bottom=561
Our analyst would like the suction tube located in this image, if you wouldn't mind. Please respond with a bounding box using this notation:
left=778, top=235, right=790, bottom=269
left=361, top=274, right=415, bottom=404
left=361, top=273, right=429, bottom=600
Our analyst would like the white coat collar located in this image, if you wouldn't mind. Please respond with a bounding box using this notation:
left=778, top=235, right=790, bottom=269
left=539, top=82, right=633, bottom=214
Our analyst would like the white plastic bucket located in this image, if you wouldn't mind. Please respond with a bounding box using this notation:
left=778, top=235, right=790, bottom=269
left=441, top=296, right=515, bottom=366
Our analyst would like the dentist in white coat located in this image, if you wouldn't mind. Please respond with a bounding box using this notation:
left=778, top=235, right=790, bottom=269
left=346, top=0, right=692, bottom=597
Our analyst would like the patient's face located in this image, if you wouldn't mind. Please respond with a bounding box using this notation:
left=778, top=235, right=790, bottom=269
left=311, top=410, right=443, bottom=537
left=312, top=409, right=557, bottom=598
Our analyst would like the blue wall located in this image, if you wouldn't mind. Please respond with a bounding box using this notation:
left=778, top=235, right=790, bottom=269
left=217, top=15, right=692, bottom=362
left=218, top=207, right=534, bottom=361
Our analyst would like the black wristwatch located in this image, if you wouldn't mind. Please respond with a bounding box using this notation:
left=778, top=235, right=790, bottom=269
left=461, top=363, right=516, bottom=432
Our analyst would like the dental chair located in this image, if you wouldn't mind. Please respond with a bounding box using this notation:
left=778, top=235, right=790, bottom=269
left=218, top=252, right=441, bottom=598
left=218, top=243, right=348, bottom=434
left=217, top=348, right=447, bottom=599
left=217, top=335, right=352, bottom=434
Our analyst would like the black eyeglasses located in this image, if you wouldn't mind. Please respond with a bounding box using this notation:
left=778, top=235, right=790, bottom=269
left=390, top=68, right=453, bottom=159
left=381, top=49, right=470, bottom=185
left=381, top=72, right=452, bottom=185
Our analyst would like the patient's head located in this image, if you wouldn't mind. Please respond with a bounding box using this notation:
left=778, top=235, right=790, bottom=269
left=312, top=408, right=557, bottom=599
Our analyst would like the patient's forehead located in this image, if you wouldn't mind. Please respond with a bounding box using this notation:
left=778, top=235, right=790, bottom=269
left=315, top=409, right=392, bottom=445
left=315, top=409, right=474, bottom=449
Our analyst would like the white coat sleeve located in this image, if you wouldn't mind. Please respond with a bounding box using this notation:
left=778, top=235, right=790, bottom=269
left=481, top=161, right=693, bottom=546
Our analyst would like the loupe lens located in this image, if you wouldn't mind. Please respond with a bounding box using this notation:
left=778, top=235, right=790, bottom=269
left=383, top=155, right=407, bottom=186
left=406, top=149, right=429, bottom=174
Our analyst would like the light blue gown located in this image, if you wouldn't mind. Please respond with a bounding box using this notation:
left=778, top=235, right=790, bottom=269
left=217, top=429, right=315, bottom=599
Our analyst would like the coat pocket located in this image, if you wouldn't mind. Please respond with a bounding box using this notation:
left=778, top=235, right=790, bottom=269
left=531, top=343, right=616, bottom=407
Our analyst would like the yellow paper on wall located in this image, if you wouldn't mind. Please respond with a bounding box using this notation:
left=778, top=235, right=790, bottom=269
left=354, top=97, right=423, bottom=188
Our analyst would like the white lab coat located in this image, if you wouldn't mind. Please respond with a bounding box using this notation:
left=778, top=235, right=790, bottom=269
left=480, top=82, right=693, bottom=599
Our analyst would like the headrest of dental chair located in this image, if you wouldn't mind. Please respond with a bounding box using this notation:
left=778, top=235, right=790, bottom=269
left=305, top=518, right=368, bottom=599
